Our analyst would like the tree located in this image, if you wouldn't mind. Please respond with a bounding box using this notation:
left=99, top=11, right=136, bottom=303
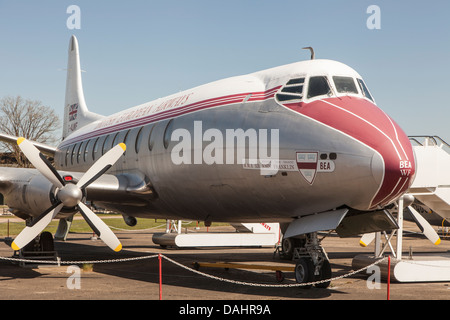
left=0, top=96, right=61, bottom=167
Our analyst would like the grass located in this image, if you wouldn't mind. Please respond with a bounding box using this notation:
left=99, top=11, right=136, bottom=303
left=0, top=215, right=228, bottom=237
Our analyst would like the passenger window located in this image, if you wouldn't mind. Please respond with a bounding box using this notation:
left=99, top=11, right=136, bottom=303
left=112, top=132, right=120, bottom=148
left=123, top=130, right=130, bottom=155
left=357, top=79, right=374, bottom=102
left=307, top=76, right=331, bottom=99
left=148, top=124, right=155, bottom=151
left=71, top=144, right=77, bottom=165
left=102, top=135, right=112, bottom=155
left=65, top=147, right=71, bottom=167
left=163, top=120, right=174, bottom=149
left=333, top=76, right=358, bottom=94
left=83, top=139, right=91, bottom=162
left=77, top=142, right=84, bottom=164
left=92, top=137, right=100, bottom=161
left=135, top=126, right=144, bottom=154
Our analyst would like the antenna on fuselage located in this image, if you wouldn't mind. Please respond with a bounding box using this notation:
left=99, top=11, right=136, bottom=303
left=302, top=47, right=315, bottom=60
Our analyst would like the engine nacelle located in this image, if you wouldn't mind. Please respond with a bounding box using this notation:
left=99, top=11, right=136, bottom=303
left=3, top=173, right=57, bottom=220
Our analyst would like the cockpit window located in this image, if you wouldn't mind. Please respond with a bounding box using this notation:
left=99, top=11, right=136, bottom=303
left=276, top=78, right=304, bottom=102
left=286, top=78, right=304, bottom=85
left=333, top=76, right=358, bottom=94
left=307, top=76, right=331, bottom=99
left=357, top=78, right=374, bottom=102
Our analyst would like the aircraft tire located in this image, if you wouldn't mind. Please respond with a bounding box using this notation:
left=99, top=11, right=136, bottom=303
left=314, top=259, right=332, bottom=288
left=39, top=231, right=55, bottom=252
left=281, top=238, right=294, bottom=260
left=280, top=237, right=303, bottom=260
left=294, top=257, right=314, bottom=288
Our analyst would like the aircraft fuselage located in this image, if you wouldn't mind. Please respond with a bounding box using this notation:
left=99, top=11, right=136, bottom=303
left=53, top=59, right=415, bottom=223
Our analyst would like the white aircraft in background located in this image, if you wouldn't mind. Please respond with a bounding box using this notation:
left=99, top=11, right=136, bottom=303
left=0, top=36, right=421, bottom=286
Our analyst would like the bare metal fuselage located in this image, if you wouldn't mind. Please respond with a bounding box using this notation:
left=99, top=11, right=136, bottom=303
left=1, top=55, right=414, bottom=225
left=53, top=98, right=381, bottom=223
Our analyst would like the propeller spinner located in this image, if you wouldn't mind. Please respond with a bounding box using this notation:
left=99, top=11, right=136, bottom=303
left=11, top=138, right=126, bottom=252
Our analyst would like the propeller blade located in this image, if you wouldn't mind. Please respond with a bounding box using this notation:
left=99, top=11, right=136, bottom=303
left=17, top=138, right=65, bottom=189
left=406, top=206, right=441, bottom=245
left=78, top=202, right=122, bottom=252
left=360, top=232, right=376, bottom=247
left=11, top=202, right=63, bottom=251
left=77, top=143, right=126, bottom=189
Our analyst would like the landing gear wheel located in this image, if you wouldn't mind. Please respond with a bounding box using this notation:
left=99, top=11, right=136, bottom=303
left=39, top=231, right=54, bottom=252
left=22, top=238, right=39, bottom=253
left=314, top=259, right=332, bottom=288
left=281, top=238, right=294, bottom=260
left=21, top=232, right=54, bottom=255
left=280, top=237, right=304, bottom=260
left=295, top=257, right=314, bottom=289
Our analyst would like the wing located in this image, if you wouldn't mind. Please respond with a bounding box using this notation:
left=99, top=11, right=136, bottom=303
left=0, top=132, right=56, bottom=157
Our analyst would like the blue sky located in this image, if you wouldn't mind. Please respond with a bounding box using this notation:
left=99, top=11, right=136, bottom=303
left=1, top=1, right=450, bottom=139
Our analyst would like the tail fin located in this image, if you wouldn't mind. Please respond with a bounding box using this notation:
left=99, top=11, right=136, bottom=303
left=63, top=35, right=103, bottom=140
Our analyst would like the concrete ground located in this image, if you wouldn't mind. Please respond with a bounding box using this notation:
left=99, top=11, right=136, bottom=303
left=0, top=222, right=449, bottom=304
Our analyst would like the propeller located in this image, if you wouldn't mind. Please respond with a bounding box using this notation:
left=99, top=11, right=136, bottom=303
left=359, top=205, right=441, bottom=247
left=406, top=206, right=441, bottom=245
left=11, top=138, right=126, bottom=252
left=359, top=232, right=376, bottom=247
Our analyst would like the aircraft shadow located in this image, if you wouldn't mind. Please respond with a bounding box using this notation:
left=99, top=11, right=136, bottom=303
left=0, top=260, right=42, bottom=281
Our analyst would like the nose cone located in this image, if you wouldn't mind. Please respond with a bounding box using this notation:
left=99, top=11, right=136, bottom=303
left=368, top=122, right=416, bottom=208
left=325, top=97, right=416, bottom=208
left=286, top=96, right=416, bottom=209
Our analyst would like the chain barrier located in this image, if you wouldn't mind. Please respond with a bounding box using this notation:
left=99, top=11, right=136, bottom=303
left=0, top=253, right=387, bottom=288
left=162, top=255, right=386, bottom=287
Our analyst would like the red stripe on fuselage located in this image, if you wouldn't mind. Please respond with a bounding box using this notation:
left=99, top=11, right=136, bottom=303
left=283, top=96, right=415, bottom=208
left=60, top=87, right=281, bottom=148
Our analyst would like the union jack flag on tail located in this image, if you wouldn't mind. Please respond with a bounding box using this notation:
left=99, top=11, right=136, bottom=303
left=69, top=103, right=78, bottom=121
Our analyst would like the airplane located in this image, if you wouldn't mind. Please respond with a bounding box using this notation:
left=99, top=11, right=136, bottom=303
left=0, top=36, right=417, bottom=287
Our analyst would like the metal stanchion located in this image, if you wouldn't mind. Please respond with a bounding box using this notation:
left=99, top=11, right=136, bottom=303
left=387, top=255, right=391, bottom=300
left=159, top=253, right=162, bottom=300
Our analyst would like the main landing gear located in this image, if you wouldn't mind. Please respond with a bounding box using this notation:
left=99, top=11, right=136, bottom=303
left=280, top=232, right=331, bottom=288
left=21, top=231, right=55, bottom=253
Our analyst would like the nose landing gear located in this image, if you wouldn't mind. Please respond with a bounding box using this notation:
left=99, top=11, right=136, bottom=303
left=284, top=232, right=332, bottom=288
